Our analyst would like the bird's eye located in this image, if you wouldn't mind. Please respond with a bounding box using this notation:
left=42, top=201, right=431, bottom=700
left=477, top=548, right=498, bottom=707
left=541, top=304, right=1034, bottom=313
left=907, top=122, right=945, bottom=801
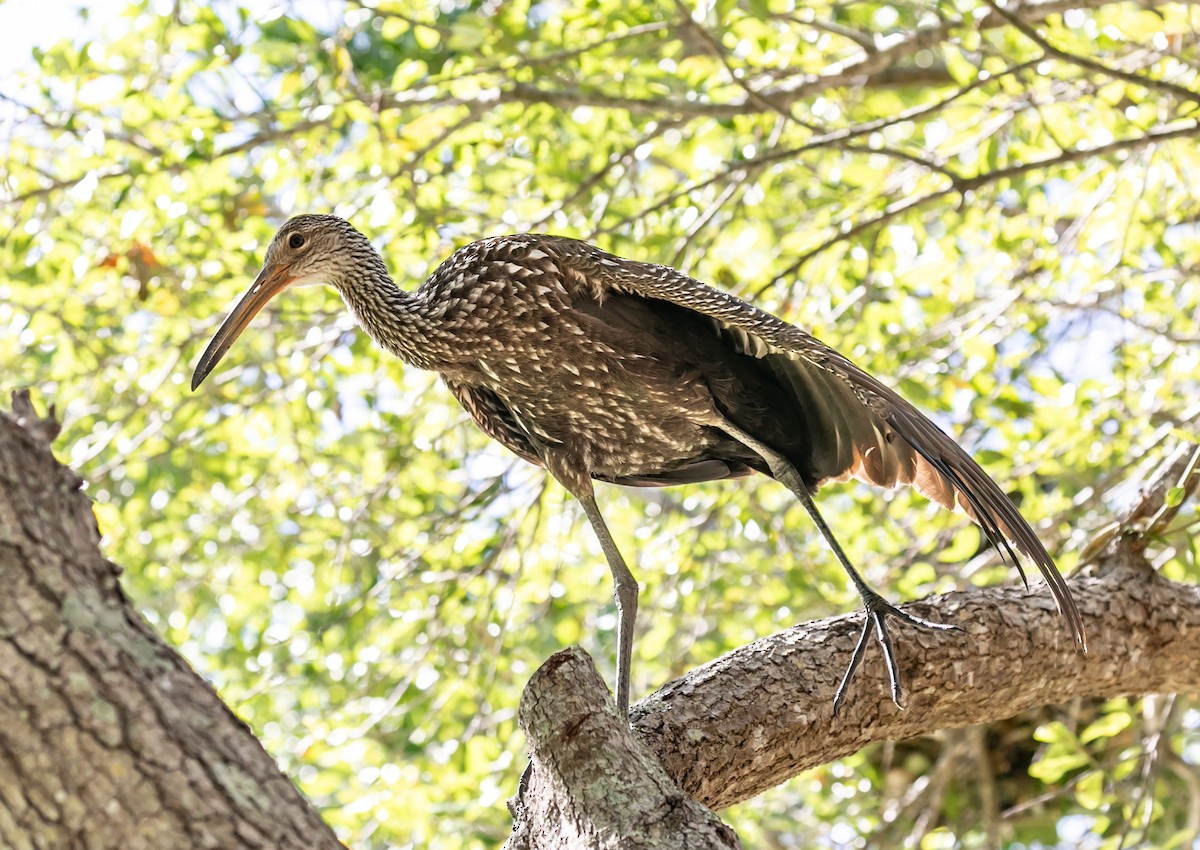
left=288, top=233, right=306, bottom=249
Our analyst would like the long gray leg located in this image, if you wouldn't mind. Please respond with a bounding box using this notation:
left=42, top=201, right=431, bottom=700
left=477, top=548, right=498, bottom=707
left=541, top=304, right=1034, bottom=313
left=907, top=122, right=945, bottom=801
left=566, top=485, right=639, bottom=719
left=717, top=418, right=957, bottom=714
left=536, top=436, right=640, bottom=718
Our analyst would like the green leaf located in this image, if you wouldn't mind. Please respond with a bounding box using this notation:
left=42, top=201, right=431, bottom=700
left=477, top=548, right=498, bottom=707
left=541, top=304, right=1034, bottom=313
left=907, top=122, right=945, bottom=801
left=1081, top=709, right=1132, bottom=744
left=1074, top=771, right=1105, bottom=809
left=1031, top=751, right=1090, bottom=783
left=944, top=45, right=976, bottom=86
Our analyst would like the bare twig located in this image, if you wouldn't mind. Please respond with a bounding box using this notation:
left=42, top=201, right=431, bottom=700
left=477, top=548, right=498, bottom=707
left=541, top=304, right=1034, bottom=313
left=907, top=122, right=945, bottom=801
left=984, top=0, right=1200, bottom=109
left=600, top=60, right=1038, bottom=239
left=670, top=0, right=817, bottom=130
left=776, top=120, right=1200, bottom=277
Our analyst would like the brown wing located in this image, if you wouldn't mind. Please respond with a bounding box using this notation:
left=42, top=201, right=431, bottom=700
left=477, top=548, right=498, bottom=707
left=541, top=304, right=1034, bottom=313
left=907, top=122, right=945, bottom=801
left=551, top=238, right=1086, bottom=652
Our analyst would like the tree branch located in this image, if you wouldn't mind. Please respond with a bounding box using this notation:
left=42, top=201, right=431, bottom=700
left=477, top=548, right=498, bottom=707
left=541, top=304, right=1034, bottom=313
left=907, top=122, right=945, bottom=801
left=629, top=566, right=1200, bottom=810
left=778, top=119, right=1200, bottom=275
left=750, top=0, right=1199, bottom=105
left=491, top=0, right=1197, bottom=119
left=505, top=649, right=742, bottom=849
left=983, top=0, right=1200, bottom=108
left=507, top=556, right=1199, bottom=843
left=506, top=428, right=1200, bottom=843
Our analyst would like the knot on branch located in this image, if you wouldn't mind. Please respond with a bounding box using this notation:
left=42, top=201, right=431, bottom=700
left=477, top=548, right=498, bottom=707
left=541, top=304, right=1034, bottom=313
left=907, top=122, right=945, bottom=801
left=1082, top=440, right=1200, bottom=576
left=10, top=389, right=62, bottom=448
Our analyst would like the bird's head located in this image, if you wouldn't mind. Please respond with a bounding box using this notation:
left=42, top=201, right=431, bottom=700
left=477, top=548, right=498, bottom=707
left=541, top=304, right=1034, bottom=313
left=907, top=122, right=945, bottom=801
left=191, top=214, right=375, bottom=390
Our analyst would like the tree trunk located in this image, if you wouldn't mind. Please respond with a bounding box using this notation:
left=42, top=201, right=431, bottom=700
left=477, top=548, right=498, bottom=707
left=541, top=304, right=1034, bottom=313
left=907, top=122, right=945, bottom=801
left=0, top=395, right=344, bottom=849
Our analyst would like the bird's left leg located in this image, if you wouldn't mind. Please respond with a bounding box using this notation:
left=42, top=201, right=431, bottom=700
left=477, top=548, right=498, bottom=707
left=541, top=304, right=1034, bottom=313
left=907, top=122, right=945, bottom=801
left=546, top=461, right=640, bottom=720
left=716, top=418, right=957, bottom=714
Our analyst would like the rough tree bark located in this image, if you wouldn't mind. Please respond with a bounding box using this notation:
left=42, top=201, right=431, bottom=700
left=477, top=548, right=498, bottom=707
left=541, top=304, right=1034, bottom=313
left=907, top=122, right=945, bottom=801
left=504, top=650, right=742, bottom=850
left=2, top=393, right=1197, bottom=849
left=634, top=564, right=1199, bottom=810
left=0, top=394, right=344, bottom=849
left=506, top=569, right=1200, bottom=844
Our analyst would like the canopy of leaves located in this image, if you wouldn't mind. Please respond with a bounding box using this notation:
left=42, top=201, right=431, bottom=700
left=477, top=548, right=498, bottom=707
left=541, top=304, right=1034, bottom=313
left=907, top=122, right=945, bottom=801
left=2, top=0, right=1198, bottom=847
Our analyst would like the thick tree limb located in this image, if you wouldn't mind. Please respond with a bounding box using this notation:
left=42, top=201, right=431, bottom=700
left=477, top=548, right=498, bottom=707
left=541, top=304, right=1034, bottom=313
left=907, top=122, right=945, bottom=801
left=509, top=429, right=1200, bottom=838
left=509, top=444, right=1199, bottom=834
left=508, top=565, right=1199, bottom=840
left=0, top=398, right=342, bottom=849
left=630, top=566, right=1200, bottom=809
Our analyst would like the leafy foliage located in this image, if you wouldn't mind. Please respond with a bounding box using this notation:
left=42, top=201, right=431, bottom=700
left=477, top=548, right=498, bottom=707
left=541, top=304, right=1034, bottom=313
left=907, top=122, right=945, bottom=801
left=2, top=0, right=1199, bottom=846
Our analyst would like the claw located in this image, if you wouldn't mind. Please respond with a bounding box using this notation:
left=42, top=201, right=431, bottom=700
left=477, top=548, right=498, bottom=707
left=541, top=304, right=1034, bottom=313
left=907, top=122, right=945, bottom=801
left=832, top=592, right=960, bottom=715
left=872, top=607, right=904, bottom=709
left=832, top=617, right=872, bottom=716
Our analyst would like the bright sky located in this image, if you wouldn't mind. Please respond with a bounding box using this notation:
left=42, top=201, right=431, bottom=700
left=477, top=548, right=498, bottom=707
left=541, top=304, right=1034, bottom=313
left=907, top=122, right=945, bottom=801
left=0, top=0, right=341, bottom=79
left=0, top=0, right=126, bottom=76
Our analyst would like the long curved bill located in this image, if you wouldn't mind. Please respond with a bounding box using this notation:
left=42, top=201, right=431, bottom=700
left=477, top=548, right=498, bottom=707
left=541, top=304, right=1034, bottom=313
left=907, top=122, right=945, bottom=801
left=191, top=263, right=293, bottom=390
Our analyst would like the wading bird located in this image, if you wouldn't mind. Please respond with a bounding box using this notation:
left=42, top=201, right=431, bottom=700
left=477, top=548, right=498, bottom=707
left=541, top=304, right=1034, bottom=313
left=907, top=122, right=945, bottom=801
left=192, top=215, right=1086, bottom=718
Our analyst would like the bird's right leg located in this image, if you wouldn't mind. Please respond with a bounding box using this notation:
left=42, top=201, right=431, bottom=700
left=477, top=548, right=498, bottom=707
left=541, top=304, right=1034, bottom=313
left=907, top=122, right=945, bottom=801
left=546, top=461, right=640, bottom=720
left=716, top=418, right=957, bottom=714
left=577, top=492, right=639, bottom=719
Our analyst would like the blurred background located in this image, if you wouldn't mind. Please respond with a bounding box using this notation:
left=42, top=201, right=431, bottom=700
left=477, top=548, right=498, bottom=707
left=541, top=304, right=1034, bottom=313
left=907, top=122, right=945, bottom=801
left=1, top=0, right=1198, bottom=846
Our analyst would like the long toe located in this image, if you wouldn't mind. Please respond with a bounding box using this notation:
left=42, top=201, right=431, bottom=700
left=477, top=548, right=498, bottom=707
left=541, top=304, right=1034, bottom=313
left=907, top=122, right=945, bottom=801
left=869, top=608, right=905, bottom=708
left=863, top=592, right=961, bottom=633
left=835, top=596, right=962, bottom=713
left=833, top=617, right=874, bottom=716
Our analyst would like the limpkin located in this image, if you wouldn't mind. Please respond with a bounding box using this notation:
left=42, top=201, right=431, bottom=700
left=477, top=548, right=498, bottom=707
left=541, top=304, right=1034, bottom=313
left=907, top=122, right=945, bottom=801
left=192, top=215, right=1087, bottom=718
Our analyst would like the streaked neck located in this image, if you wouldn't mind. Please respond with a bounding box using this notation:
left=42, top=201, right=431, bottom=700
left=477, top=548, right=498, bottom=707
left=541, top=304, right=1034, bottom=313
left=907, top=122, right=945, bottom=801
left=339, top=267, right=441, bottom=370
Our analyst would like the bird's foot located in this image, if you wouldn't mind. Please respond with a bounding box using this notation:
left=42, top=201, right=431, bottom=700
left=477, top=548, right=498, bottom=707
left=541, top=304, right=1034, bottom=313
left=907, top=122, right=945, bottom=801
left=831, top=591, right=960, bottom=717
